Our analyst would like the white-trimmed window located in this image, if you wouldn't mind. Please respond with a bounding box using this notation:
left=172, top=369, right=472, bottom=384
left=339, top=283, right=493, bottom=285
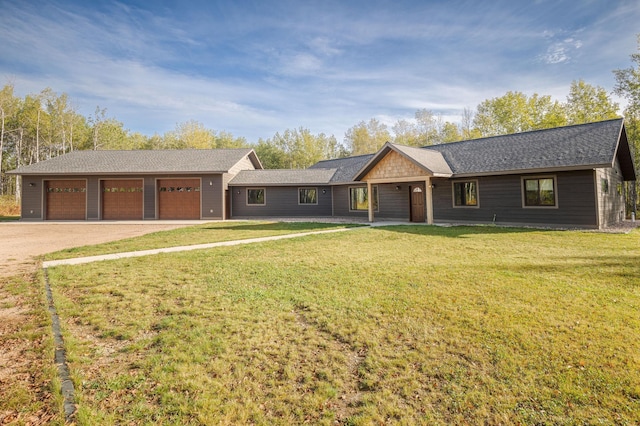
left=299, top=188, right=318, bottom=205
left=349, top=186, right=378, bottom=211
left=453, top=180, right=478, bottom=207
left=522, top=176, right=557, bottom=207
left=247, top=188, right=265, bottom=205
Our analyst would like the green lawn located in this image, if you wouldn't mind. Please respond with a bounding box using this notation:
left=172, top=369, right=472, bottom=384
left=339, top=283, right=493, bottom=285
left=46, top=225, right=640, bottom=425
left=46, top=221, right=360, bottom=260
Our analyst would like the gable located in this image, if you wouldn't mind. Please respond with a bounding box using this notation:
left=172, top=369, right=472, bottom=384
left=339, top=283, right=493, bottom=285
left=363, top=150, right=428, bottom=180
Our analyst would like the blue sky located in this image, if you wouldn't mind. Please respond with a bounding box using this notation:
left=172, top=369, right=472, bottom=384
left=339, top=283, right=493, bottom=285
left=1, top=0, right=638, bottom=143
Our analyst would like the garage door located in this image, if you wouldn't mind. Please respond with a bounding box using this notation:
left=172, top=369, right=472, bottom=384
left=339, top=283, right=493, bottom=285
left=102, top=179, right=143, bottom=220
left=46, top=180, right=86, bottom=220
left=157, top=178, right=200, bottom=219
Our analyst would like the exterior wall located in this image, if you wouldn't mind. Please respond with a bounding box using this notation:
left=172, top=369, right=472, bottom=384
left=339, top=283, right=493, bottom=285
left=224, top=156, right=257, bottom=188
left=332, top=185, right=367, bottom=218
left=86, top=177, right=100, bottom=220
left=20, top=176, right=44, bottom=220
left=231, top=185, right=333, bottom=217
left=595, top=161, right=626, bottom=227
left=202, top=174, right=224, bottom=219
left=332, top=183, right=412, bottom=219
left=378, top=183, right=411, bottom=219
left=432, top=170, right=598, bottom=228
left=143, top=177, right=156, bottom=220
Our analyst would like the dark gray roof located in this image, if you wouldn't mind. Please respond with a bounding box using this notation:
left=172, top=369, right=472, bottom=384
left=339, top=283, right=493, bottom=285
left=309, top=154, right=375, bottom=183
left=229, top=169, right=337, bottom=186
left=9, top=149, right=261, bottom=175
left=424, top=118, right=631, bottom=178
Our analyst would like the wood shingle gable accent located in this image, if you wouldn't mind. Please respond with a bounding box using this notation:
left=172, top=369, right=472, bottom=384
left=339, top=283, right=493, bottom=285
left=354, top=142, right=452, bottom=182
left=362, top=150, right=428, bottom=181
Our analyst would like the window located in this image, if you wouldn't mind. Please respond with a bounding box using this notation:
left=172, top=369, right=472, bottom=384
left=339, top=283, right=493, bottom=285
left=349, top=186, right=378, bottom=211
left=453, top=181, right=478, bottom=207
left=299, top=188, right=318, bottom=205
left=523, top=177, right=556, bottom=207
left=247, top=188, right=265, bottom=205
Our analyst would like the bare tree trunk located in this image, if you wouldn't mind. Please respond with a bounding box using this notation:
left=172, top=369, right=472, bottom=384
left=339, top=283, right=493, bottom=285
left=15, top=127, right=23, bottom=203
left=36, top=108, right=40, bottom=163
left=0, top=107, right=4, bottom=195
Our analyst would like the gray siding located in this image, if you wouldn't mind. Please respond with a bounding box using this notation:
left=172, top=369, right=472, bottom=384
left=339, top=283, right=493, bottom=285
left=378, top=183, right=411, bottom=219
left=86, top=177, right=100, bottom=220
left=596, top=162, right=625, bottom=227
left=231, top=186, right=333, bottom=217
left=20, top=176, right=44, bottom=220
left=144, top=177, right=156, bottom=219
left=332, top=185, right=368, bottom=218
left=202, top=174, right=224, bottom=219
left=432, top=170, right=598, bottom=228
left=331, top=183, right=411, bottom=219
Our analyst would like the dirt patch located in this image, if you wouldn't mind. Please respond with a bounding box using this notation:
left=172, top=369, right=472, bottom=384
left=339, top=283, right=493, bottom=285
left=0, top=222, right=204, bottom=277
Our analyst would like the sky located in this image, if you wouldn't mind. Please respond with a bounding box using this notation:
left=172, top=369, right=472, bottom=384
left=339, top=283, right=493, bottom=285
left=0, top=0, right=639, bottom=143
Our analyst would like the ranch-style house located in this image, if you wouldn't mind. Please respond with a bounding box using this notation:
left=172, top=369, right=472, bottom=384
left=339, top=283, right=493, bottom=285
left=9, top=118, right=636, bottom=229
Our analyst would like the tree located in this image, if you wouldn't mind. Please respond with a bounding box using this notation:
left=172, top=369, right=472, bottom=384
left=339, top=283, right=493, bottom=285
left=0, top=84, right=19, bottom=195
left=414, top=109, right=439, bottom=145
left=613, top=34, right=640, bottom=216
left=344, top=118, right=391, bottom=155
left=167, top=120, right=214, bottom=149
left=438, top=121, right=462, bottom=143
left=392, top=119, right=419, bottom=145
left=473, top=91, right=567, bottom=137
left=253, top=138, right=287, bottom=169
left=213, top=131, right=248, bottom=149
left=565, top=79, right=619, bottom=125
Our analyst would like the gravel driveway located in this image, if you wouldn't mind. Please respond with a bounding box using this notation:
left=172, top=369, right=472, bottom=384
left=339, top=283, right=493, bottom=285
left=0, top=221, right=210, bottom=277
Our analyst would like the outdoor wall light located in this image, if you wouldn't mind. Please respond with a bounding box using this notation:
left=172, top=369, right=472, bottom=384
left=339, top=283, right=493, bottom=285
left=395, top=185, right=401, bottom=190
left=29, top=182, right=36, bottom=187
left=209, top=181, right=213, bottom=185
left=322, top=189, right=326, bottom=194
left=430, top=184, right=436, bottom=189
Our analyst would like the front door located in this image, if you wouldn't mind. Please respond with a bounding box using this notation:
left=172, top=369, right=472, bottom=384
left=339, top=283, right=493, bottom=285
left=410, top=186, right=425, bottom=222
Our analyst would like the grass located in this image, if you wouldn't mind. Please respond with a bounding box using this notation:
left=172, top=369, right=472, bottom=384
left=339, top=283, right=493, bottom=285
left=0, top=194, right=20, bottom=220
left=0, top=272, right=64, bottom=425
left=46, top=225, right=640, bottom=424
left=45, top=221, right=361, bottom=260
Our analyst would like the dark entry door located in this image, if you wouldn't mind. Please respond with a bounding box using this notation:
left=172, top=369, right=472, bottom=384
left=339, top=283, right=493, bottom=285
left=410, top=186, right=425, bottom=222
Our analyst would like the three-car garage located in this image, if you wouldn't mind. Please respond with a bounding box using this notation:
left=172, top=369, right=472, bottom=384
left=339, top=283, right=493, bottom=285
left=11, top=149, right=262, bottom=221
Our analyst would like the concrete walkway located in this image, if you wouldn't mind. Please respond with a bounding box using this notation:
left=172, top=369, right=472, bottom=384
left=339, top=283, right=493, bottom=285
left=42, top=227, right=360, bottom=268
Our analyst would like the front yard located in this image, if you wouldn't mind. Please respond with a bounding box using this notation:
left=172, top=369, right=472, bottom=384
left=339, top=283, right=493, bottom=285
left=41, top=225, right=640, bottom=424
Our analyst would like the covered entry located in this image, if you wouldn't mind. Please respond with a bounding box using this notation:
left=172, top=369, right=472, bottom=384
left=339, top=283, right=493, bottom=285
left=353, top=143, right=453, bottom=223
left=102, top=179, right=143, bottom=220
left=157, top=178, right=201, bottom=219
left=45, top=179, right=87, bottom=220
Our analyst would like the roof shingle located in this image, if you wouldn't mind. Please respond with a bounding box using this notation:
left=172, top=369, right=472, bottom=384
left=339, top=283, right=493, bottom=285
left=229, top=169, right=337, bottom=185
left=425, top=118, right=625, bottom=176
left=9, top=149, right=258, bottom=175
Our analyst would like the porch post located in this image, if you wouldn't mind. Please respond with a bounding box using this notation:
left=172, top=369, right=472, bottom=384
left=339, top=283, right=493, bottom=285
left=425, top=177, right=433, bottom=224
left=367, top=180, right=374, bottom=222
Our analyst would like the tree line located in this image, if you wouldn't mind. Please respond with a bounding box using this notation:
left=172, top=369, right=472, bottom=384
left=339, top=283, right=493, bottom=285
left=1, top=36, right=639, bottom=203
